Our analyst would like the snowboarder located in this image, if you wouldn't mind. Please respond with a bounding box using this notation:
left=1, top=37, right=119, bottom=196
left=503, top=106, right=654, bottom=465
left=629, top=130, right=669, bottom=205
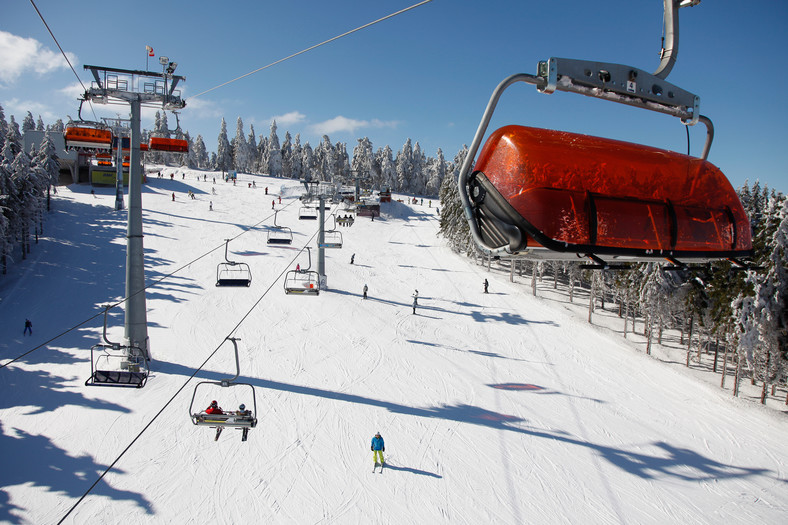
left=23, top=318, right=32, bottom=336
left=363, top=284, right=368, bottom=299
left=484, top=279, right=489, bottom=293
left=350, top=253, right=355, bottom=265
left=371, top=432, right=385, bottom=472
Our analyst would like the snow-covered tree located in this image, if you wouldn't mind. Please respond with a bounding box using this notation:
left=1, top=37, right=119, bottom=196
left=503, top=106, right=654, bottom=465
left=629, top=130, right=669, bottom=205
left=232, top=117, right=249, bottom=173
left=426, top=148, right=446, bottom=197
left=268, top=121, right=282, bottom=177
left=302, top=142, right=314, bottom=182
left=291, top=134, right=303, bottom=180
left=247, top=125, right=258, bottom=173
left=377, top=145, right=396, bottom=191
left=281, top=132, right=293, bottom=179
left=395, top=138, right=413, bottom=193
left=352, top=137, right=374, bottom=183
left=216, top=118, right=232, bottom=173
left=191, top=134, right=209, bottom=169
left=411, top=142, right=426, bottom=195
left=22, top=112, right=35, bottom=133
left=32, top=130, right=59, bottom=211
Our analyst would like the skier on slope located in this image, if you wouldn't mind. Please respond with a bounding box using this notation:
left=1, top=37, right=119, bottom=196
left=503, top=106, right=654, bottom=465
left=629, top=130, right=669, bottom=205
left=371, top=432, right=385, bottom=471
left=363, top=284, right=368, bottom=299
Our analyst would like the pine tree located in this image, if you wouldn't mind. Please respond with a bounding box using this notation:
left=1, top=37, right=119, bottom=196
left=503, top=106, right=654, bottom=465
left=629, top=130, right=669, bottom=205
left=411, top=142, right=425, bottom=194
left=281, top=132, right=293, bottom=179
left=378, top=145, right=396, bottom=191
left=352, top=138, right=374, bottom=186
left=438, top=147, right=471, bottom=254
left=247, top=125, right=258, bottom=173
left=22, top=112, right=36, bottom=133
left=232, top=117, right=249, bottom=173
left=216, top=118, right=232, bottom=173
left=426, top=148, right=446, bottom=197
left=268, top=121, right=282, bottom=177
left=291, top=134, right=303, bottom=180
left=395, top=138, right=413, bottom=193
left=33, top=130, right=59, bottom=211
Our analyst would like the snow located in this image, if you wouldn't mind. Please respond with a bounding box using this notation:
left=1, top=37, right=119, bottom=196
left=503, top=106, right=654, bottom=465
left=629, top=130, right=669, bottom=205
left=1, top=168, right=787, bottom=524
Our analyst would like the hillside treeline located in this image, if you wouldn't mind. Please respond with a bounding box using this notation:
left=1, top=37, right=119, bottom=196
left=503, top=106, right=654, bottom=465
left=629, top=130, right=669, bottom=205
left=439, top=172, right=788, bottom=404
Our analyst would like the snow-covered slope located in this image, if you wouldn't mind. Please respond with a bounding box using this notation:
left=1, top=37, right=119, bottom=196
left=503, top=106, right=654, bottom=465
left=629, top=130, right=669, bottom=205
left=1, top=170, right=786, bottom=524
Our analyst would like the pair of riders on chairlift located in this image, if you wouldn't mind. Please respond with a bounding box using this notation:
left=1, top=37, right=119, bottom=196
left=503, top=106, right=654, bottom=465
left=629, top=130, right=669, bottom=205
left=204, top=400, right=250, bottom=417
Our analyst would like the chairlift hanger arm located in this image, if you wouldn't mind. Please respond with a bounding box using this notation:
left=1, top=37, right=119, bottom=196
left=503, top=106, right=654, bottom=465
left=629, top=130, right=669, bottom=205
left=538, top=57, right=700, bottom=125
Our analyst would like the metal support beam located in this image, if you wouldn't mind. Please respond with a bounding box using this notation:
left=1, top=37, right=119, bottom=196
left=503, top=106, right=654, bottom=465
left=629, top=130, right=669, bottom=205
left=114, top=134, right=124, bottom=211
left=317, top=195, right=327, bottom=289
left=124, top=98, right=149, bottom=360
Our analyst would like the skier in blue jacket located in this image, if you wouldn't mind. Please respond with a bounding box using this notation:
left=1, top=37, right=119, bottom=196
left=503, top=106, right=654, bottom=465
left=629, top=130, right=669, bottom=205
left=371, top=432, right=385, bottom=469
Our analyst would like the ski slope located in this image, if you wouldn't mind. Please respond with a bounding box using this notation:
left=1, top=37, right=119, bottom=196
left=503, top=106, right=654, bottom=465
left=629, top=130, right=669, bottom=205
left=1, top=169, right=786, bottom=524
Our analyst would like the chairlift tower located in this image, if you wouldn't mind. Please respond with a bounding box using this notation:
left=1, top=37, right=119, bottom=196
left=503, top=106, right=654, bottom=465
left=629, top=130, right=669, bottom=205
left=83, top=61, right=186, bottom=361
left=102, top=117, right=131, bottom=212
left=317, top=194, right=327, bottom=288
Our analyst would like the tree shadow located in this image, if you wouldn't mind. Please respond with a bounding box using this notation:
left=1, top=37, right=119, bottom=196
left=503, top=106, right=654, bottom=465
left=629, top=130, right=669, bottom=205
left=157, top=362, right=775, bottom=484
left=0, top=420, right=153, bottom=524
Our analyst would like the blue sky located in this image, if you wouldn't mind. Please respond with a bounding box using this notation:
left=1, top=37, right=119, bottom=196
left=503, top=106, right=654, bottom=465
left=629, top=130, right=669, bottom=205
left=2, top=0, right=786, bottom=192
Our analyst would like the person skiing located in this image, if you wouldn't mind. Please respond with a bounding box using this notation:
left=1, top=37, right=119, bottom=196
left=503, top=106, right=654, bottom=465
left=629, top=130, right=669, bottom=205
left=272, top=199, right=275, bottom=209
left=350, top=253, right=355, bottom=265
left=265, top=187, right=268, bottom=195
left=209, top=201, right=213, bottom=211
left=484, top=278, right=489, bottom=293
left=363, top=284, right=368, bottom=299
left=172, top=192, right=175, bottom=201
left=23, top=318, right=32, bottom=336
left=296, top=263, right=301, bottom=272
left=371, top=432, right=385, bottom=471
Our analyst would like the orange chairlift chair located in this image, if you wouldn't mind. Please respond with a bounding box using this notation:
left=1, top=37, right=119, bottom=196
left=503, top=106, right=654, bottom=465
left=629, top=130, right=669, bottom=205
left=457, top=0, right=752, bottom=270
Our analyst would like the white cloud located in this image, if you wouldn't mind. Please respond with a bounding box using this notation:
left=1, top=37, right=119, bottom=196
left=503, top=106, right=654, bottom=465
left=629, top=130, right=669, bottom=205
left=271, top=111, right=306, bottom=127
left=309, top=116, right=399, bottom=136
left=3, top=97, right=60, bottom=123
left=0, top=31, right=77, bottom=85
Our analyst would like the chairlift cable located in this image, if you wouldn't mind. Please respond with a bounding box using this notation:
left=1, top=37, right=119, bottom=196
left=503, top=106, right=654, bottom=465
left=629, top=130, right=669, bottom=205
left=28, top=0, right=99, bottom=122
left=1, top=199, right=297, bottom=369
left=57, top=229, right=320, bottom=524
left=190, top=0, right=434, bottom=100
